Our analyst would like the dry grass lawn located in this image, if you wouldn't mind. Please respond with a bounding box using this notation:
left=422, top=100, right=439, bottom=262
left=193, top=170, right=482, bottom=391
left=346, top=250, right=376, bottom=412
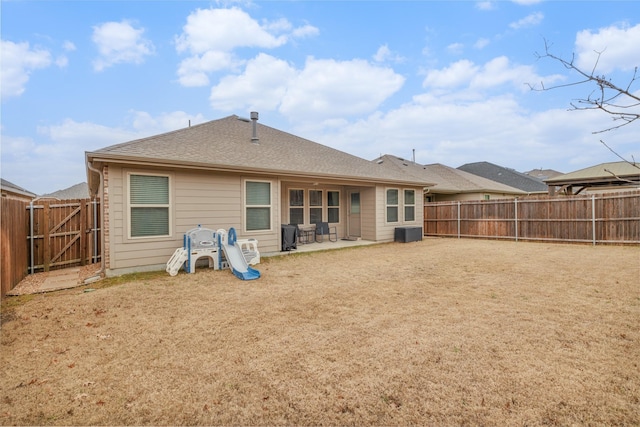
left=1, top=239, right=639, bottom=426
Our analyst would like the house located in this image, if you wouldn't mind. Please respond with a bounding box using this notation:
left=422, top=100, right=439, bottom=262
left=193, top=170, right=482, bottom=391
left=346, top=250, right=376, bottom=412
left=458, top=161, right=549, bottom=194
left=1, top=178, right=36, bottom=202
left=40, top=182, right=90, bottom=200
left=373, top=155, right=526, bottom=202
left=85, top=114, right=430, bottom=277
left=544, top=161, right=640, bottom=195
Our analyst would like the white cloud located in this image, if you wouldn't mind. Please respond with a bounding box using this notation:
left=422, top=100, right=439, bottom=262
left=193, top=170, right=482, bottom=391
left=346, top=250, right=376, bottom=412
left=310, top=91, right=623, bottom=174
left=175, top=8, right=287, bottom=55
left=92, top=20, right=155, bottom=72
left=210, top=53, right=295, bottom=111
left=280, top=57, right=405, bottom=123
left=174, top=7, right=318, bottom=87
left=1, top=112, right=203, bottom=194
left=476, top=1, right=494, bottom=11
left=447, top=43, right=464, bottom=55
left=292, top=24, right=320, bottom=39
left=63, top=41, right=76, bottom=52
left=423, top=59, right=479, bottom=89
left=55, top=55, right=68, bottom=68
left=0, top=40, right=52, bottom=99
left=509, top=12, right=544, bottom=30
left=575, top=23, right=640, bottom=73
left=177, top=51, right=238, bottom=87
left=424, top=56, right=563, bottom=94
left=207, top=53, right=404, bottom=125
left=373, top=44, right=404, bottom=63
left=474, top=38, right=490, bottom=49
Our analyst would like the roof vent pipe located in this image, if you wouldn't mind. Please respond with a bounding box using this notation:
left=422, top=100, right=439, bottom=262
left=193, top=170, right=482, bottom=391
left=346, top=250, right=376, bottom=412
left=250, top=111, right=259, bottom=142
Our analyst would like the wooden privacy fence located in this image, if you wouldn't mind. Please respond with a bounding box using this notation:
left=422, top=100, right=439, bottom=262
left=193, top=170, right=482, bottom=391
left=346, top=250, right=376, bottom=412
left=28, top=199, right=102, bottom=273
left=1, top=198, right=101, bottom=298
left=424, top=191, right=640, bottom=245
left=1, top=198, right=30, bottom=297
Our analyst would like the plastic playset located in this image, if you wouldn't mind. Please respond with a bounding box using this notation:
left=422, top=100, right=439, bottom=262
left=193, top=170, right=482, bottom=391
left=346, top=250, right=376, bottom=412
left=166, top=225, right=260, bottom=280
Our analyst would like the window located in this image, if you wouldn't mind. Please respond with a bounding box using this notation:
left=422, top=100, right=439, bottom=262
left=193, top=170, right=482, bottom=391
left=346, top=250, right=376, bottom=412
left=289, top=189, right=304, bottom=225
left=327, top=191, right=340, bottom=223
left=309, top=190, right=323, bottom=224
left=129, top=173, right=170, bottom=238
left=386, top=188, right=399, bottom=223
left=246, top=181, right=271, bottom=231
left=404, top=189, right=415, bottom=221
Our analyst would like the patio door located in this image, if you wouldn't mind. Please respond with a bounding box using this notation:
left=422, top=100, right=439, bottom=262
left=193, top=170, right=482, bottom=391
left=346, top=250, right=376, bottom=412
left=348, top=191, right=361, bottom=238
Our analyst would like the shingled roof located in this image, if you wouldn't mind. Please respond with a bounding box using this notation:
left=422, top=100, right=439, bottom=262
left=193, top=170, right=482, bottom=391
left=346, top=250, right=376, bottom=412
left=545, top=161, right=640, bottom=188
left=458, top=161, right=548, bottom=193
left=40, top=182, right=90, bottom=199
left=374, top=155, right=525, bottom=195
left=86, top=115, right=429, bottom=189
left=0, top=178, right=36, bottom=199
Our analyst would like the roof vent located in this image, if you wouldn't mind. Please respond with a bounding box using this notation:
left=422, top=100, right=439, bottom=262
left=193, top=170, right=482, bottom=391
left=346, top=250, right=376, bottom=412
left=250, top=111, right=259, bottom=142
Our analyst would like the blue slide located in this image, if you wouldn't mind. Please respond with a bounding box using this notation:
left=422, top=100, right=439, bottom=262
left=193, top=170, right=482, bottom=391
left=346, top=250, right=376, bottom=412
left=219, top=228, right=261, bottom=280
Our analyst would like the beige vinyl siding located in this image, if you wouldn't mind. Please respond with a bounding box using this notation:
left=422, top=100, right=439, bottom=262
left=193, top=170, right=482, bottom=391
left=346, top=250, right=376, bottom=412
left=374, top=185, right=424, bottom=242
left=106, top=166, right=280, bottom=275
left=358, top=187, right=377, bottom=241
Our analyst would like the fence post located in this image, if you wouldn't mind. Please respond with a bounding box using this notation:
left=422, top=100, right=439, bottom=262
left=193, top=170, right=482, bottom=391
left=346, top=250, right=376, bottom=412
left=592, top=194, right=596, bottom=246
left=93, top=199, right=98, bottom=263
left=514, top=198, right=518, bottom=242
left=457, top=201, right=461, bottom=239
left=29, top=201, right=34, bottom=274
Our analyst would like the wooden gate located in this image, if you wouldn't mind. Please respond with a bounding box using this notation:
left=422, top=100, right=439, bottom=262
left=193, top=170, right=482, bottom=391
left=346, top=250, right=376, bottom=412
left=29, top=199, right=101, bottom=272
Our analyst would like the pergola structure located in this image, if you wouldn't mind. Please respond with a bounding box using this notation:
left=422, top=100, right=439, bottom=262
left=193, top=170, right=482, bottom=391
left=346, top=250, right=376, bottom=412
left=545, top=161, right=640, bottom=195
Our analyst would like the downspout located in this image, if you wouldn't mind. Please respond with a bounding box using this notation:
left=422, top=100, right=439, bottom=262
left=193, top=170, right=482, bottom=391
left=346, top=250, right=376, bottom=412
left=86, top=159, right=106, bottom=280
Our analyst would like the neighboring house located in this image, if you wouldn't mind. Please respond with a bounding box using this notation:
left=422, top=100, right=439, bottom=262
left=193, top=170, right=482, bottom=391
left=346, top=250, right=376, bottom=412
left=458, top=161, right=548, bottom=194
left=544, top=161, right=640, bottom=195
left=373, top=155, right=526, bottom=202
left=85, top=114, right=430, bottom=277
left=40, top=182, right=90, bottom=200
left=1, top=178, right=36, bottom=202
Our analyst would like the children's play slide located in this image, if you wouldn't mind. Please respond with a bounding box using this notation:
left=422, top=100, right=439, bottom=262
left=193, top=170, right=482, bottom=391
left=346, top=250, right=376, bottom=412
left=219, top=227, right=261, bottom=281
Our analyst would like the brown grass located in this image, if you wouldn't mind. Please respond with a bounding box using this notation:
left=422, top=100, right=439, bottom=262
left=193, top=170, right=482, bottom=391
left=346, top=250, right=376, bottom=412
left=1, top=239, right=639, bottom=426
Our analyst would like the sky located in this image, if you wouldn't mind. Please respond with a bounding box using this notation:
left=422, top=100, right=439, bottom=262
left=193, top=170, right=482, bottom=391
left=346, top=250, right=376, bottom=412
left=1, top=0, right=639, bottom=195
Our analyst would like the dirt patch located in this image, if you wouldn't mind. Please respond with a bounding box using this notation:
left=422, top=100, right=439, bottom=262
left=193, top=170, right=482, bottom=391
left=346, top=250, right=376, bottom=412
left=1, top=239, right=639, bottom=425
left=8, top=264, right=102, bottom=296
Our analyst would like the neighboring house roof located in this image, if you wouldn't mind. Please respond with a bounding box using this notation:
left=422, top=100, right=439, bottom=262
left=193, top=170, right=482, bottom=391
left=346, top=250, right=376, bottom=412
left=524, top=168, right=564, bottom=181
left=373, top=155, right=526, bottom=195
left=544, top=161, right=640, bottom=190
left=86, top=115, right=432, bottom=193
left=1, top=178, right=36, bottom=199
left=40, top=182, right=90, bottom=200
left=458, top=161, right=548, bottom=193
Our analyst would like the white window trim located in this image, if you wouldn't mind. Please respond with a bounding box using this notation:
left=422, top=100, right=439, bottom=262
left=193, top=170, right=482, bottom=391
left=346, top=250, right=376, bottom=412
left=403, top=188, right=416, bottom=223
left=125, top=171, right=173, bottom=240
left=327, top=190, right=341, bottom=224
left=288, top=188, right=305, bottom=225
left=309, top=189, right=324, bottom=224
left=243, top=178, right=273, bottom=233
left=386, top=187, right=399, bottom=224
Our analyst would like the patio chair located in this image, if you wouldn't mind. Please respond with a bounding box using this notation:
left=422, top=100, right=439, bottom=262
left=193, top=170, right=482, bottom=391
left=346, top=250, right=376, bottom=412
left=297, top=225, right=314, bottom=244
left=315, top=222, right=337, bottom=242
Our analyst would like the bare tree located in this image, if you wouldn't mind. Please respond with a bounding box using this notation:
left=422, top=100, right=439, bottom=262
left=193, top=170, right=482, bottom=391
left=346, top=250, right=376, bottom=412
left=529, top=40, right=639, bottom=169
